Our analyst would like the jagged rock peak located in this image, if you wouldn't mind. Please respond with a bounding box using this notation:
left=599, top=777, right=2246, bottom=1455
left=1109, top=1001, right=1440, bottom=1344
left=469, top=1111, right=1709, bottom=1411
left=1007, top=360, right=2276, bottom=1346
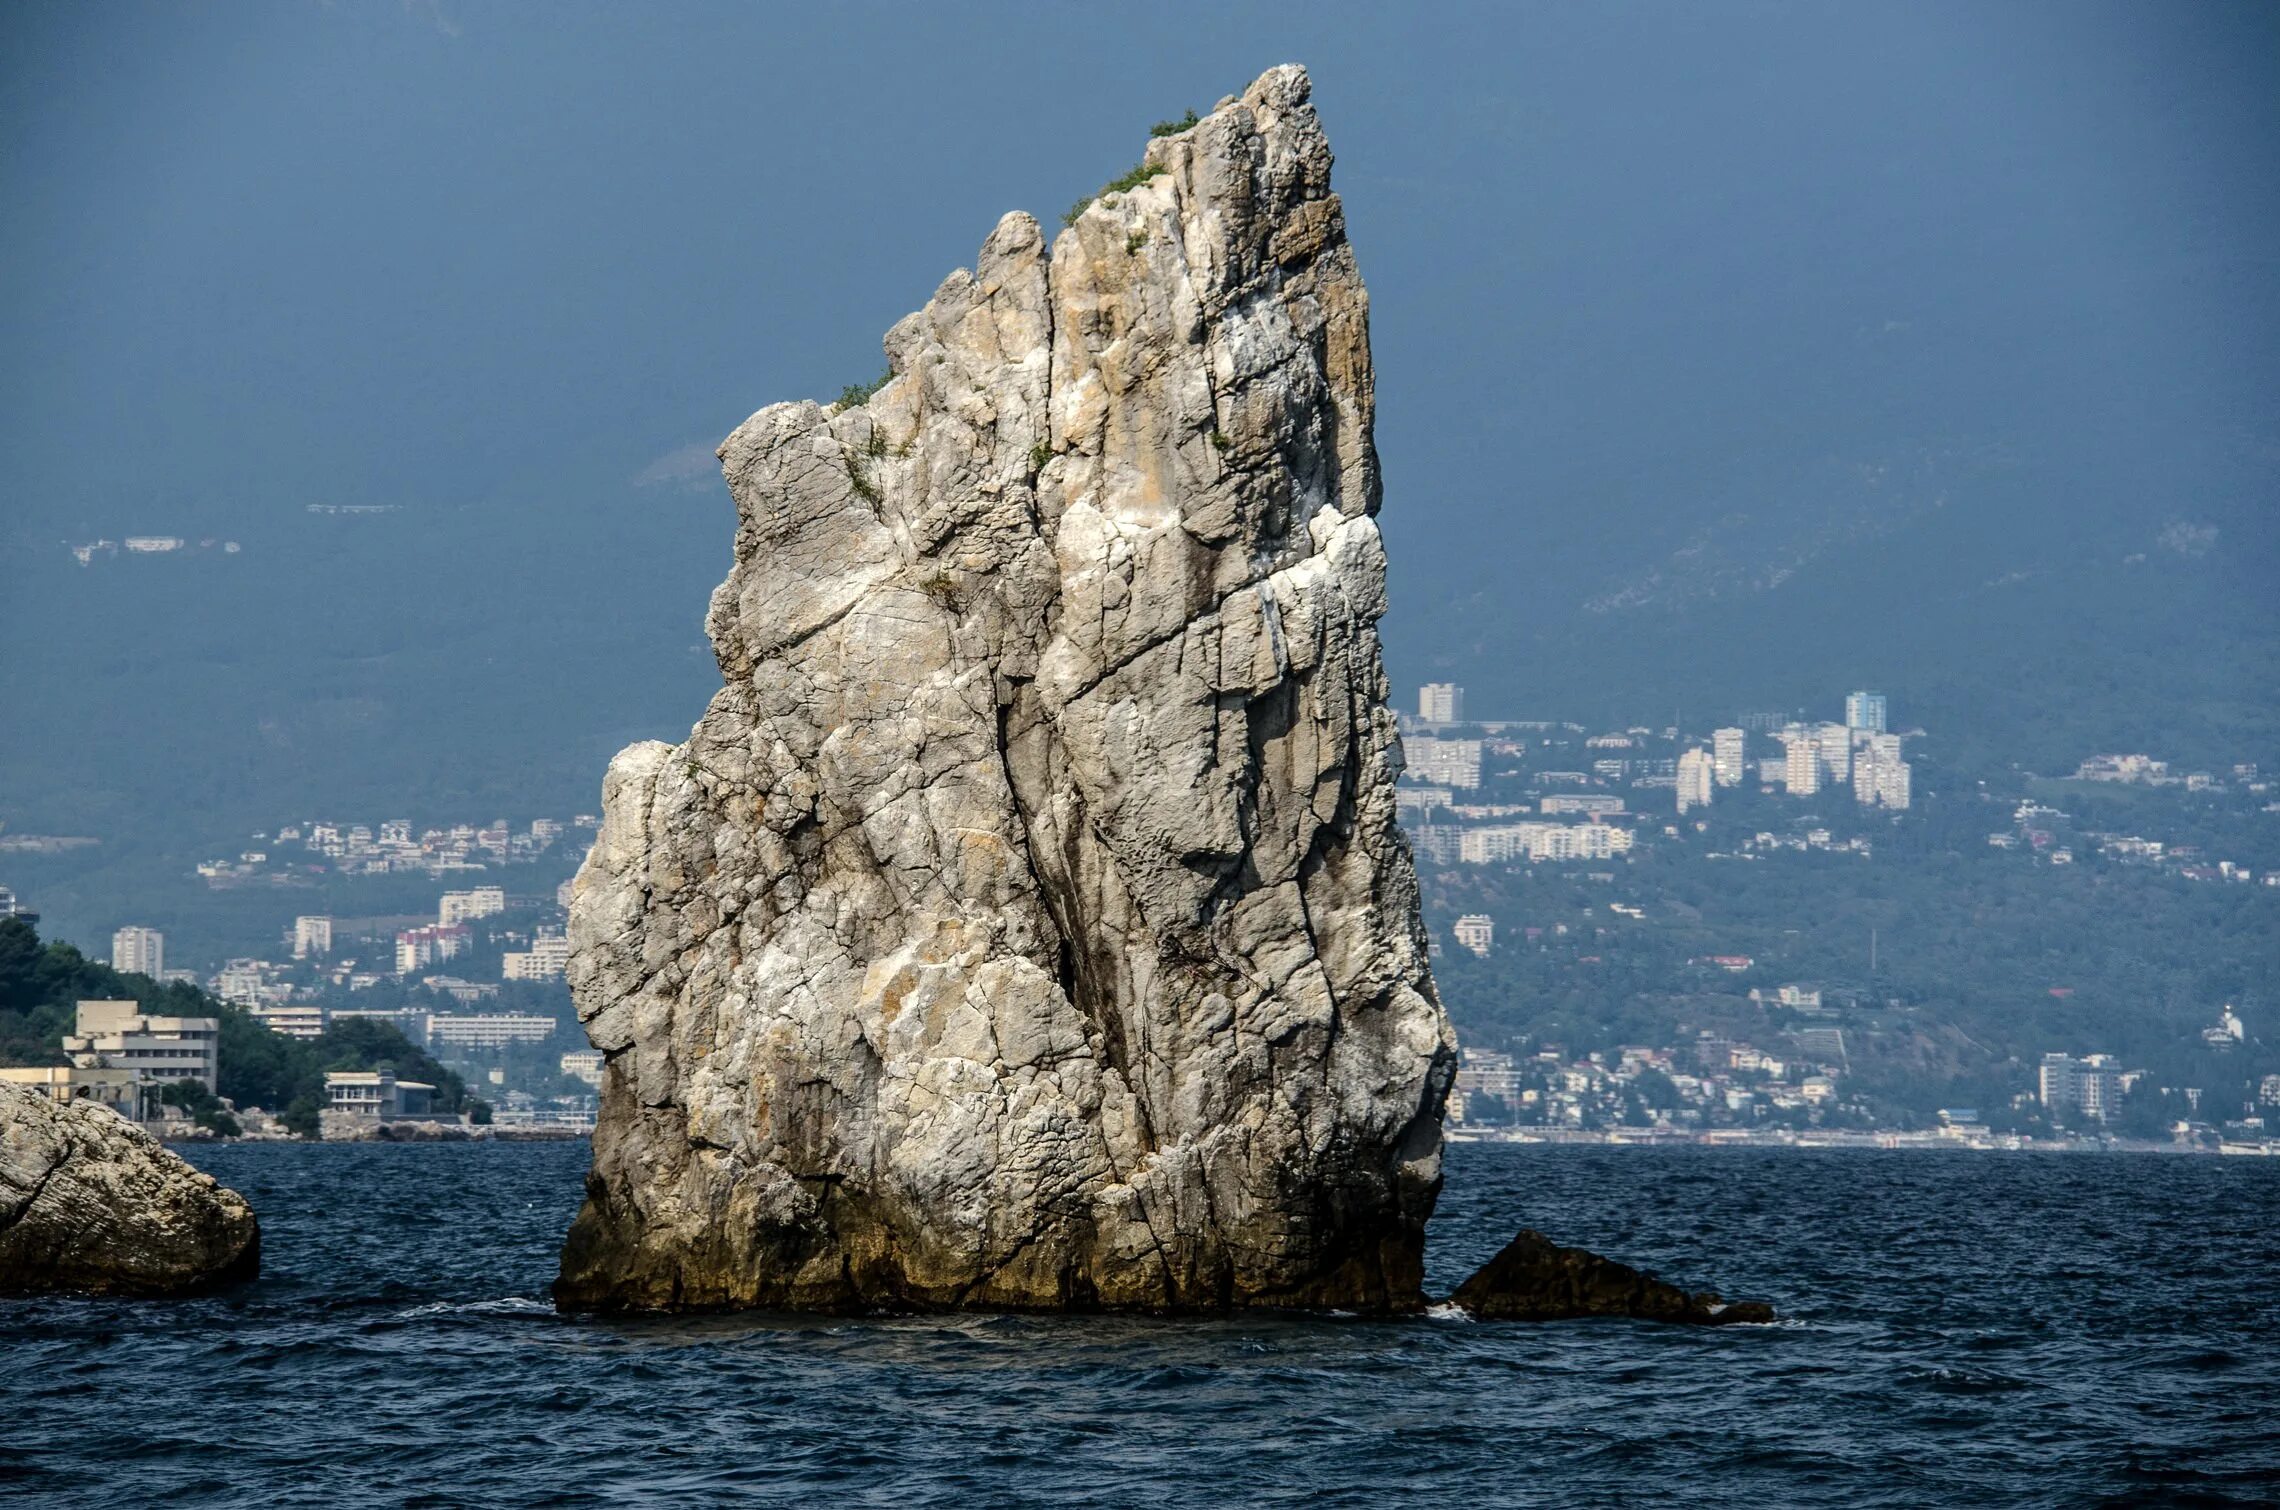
left=557, top=64, right=1455, bottom=1314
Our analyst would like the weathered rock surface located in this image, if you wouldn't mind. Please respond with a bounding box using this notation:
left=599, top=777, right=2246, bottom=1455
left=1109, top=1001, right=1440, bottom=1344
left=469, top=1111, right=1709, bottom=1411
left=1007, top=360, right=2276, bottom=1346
left=0, top=1084, right=260, bottom=1297
left=558, top=64, right=1455, bottom=1314
left=1450, top=1229, right=1776, bottom=1325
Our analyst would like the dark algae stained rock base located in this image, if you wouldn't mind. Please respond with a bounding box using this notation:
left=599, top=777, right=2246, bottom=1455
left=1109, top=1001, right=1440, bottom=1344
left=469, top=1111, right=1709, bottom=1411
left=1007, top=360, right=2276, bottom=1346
left=0, top=1083, right=260, bottom=1297
left=1451, top=1228, right=1775, bottom=1325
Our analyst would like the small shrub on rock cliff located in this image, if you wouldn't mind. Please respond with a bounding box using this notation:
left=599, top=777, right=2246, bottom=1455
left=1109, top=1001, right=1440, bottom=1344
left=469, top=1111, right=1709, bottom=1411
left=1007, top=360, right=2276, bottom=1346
left=1062, top=161, right=1168, bottom=228
left=832, top=369, right=892, bottom=412
left=1150, top=110, right=1199, bottom=137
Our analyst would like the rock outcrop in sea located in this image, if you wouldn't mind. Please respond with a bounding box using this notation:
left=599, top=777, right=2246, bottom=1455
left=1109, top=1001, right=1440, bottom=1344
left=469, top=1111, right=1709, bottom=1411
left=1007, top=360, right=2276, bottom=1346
left=1450, top=1229, right=1776, bottom=1325
left=0, top=1084, right=261, bottom=1297
left=557, top=64, right=1457, bottom=1314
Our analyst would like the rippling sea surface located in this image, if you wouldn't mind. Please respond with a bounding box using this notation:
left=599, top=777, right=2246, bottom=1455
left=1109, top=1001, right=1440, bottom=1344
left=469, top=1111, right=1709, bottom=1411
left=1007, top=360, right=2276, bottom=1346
left=4, top=1143, right=2276, bottom=1506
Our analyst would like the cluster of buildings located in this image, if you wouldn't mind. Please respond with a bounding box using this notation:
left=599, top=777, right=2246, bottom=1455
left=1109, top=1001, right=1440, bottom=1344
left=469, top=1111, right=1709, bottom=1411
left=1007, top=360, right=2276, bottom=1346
left=67, top=536, right=241, bottom=565
left=1993, top=793, right=2276, bottom=884
left=2037, top=1052, right=2135, bottom=1122
left=1677, top=691, right=1912, bottom=814
left=198, top=815, right=591, bottom=884
left=2074, top=753, right=2237, bottom=791
left=1393, top=685, right=1922, bottom=877
left=1449, top=1030, right=1850, bottom=1135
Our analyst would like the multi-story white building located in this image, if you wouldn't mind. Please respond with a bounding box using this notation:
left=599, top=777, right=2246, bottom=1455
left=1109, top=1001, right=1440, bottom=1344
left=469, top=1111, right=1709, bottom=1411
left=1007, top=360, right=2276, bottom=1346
left=1814, top=723, right=1852, bottom=786
left=1456, top=822, right=1621, bottom=864
left=1417, top=683, right=1465, bottom=724
left=2040, top=1051, right=2124, bottom=1122
left=1453, top=914, right=1495, bottom=956
left=1852, top=732, right=1912, bottom=809
left=293, top=915, right=334, bottom=959
left=502, top=931, right=571, bottom=982
left=560, top=1049, right=604, bottom=1087
left=1712, top=728, right=1747, bottom=787
left=1404, top=737, right=1483, bottom=789
left=64, top=999, right=219, bottom=1094
left=1541, top=795, right=1625, bottom=817
left=395, top=923, right=472, bottom=974
left=1676, top=749, right=1715, bottom=814
left=438, top=887, right=507, bottom=926
left=425, top=1013, right=558, bottom=1051
left=1780, top=729, right=1821, bottom=796
left=111, top=926, right=164, bottom=979
left=1845, top=690, right=1888, bottom=734
left=250, top=1002, right=328, bottom=1040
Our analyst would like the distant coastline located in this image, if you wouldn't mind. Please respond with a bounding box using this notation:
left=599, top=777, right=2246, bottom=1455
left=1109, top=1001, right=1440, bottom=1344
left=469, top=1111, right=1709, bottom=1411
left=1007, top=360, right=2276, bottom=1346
left=1450, top=1126, right=2279, bottom=1157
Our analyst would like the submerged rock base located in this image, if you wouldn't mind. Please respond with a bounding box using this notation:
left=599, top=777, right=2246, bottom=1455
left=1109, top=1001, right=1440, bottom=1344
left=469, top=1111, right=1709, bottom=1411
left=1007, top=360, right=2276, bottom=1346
left=0, top=1085, right=260, bottom=1297
left=1450, top=1229, right=1775, bottom=1325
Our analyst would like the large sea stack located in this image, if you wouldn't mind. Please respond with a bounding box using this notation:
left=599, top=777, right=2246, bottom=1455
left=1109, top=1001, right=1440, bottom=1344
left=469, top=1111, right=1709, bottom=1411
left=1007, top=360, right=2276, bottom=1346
left=557, top=65, right=1456, bottom=1314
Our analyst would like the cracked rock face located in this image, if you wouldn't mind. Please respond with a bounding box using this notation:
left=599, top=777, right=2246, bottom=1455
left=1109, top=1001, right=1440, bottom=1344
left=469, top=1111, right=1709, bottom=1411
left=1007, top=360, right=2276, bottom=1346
left=557, top=65, right=1454, bottom=1314
left=0, top=1085, right=260, bottom=1297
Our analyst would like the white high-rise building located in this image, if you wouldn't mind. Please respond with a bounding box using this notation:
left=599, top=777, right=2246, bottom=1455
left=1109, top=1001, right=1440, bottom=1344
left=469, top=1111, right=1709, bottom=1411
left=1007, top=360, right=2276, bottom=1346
left=1676, top=749, right=1715, bottom=814
left=1852, top=732, right=1911, bottom=809
left=2040, top=1051, right=2121, bottom=1121
left=1712, top=728, right=1747, bottom=787
left=1453, top=915, right=1495, bottom=956
left=1845, top=690, right=1888, bottom=734
left=1418, top=683, right=1465, bottom=724
left=293, top=915, right=334, bottom=959
left=1780, top=729, right=1821, bottom=796
left=1814, top=723, right=1852, bottom=785
left=111, top=927, right=164, bottom=979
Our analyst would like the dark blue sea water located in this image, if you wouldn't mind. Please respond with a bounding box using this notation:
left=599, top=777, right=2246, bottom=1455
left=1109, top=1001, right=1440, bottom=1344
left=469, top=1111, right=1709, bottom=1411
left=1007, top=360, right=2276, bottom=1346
left=3, top=1143, right=2275, bottom=1506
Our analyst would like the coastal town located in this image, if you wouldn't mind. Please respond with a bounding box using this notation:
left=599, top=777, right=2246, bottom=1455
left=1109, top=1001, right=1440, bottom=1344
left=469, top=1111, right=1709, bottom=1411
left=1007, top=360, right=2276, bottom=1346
left=2, top=683, right=2273, bottom=1152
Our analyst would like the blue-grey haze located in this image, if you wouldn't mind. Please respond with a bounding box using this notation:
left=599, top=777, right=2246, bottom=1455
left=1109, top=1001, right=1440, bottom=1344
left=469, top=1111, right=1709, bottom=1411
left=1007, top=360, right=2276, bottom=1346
left=2, top=0, right=2275, bottom=837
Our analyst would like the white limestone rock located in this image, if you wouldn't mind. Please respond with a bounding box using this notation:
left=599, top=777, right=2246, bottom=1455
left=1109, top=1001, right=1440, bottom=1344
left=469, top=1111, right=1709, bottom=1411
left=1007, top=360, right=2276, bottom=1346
left=557, top=65, right=1454, bottom=1313
left=0, top=1084, right=260, bottom=1296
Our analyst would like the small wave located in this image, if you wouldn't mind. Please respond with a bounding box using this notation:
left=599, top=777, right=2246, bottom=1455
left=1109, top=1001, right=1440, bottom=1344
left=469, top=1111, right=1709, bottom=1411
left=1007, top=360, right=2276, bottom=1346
left=1424, top=1303, right=1476, bottom=1323
left=395, top=1296, right=556, bottom=1320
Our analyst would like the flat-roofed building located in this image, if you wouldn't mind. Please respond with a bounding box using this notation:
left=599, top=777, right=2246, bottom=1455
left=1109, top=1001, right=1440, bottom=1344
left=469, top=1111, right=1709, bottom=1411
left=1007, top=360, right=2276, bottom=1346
left=426, top=1013, right=557, bottom=1051
left=63, top=999, right=219, bottom=1093
left=293, top=915, right=334, bottom=959
left=1676, top=748, right=1715, bottom=813
left=502, top=931, right=571, bottom=982
left=111, top=926, right=164, bottom=978
left=1417, top=683, right=1465, bottom=724
left=0, top=1064, right=138, bottom=1116
left=323, top=1070, right=436, bottom=1118
left=250, top=1002, right=328, bottom=1040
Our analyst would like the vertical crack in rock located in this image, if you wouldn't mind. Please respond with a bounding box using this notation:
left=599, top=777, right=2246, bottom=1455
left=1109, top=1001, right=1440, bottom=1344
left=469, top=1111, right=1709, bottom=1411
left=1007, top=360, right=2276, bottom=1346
left=556, top=64, right=1457, bottom=1315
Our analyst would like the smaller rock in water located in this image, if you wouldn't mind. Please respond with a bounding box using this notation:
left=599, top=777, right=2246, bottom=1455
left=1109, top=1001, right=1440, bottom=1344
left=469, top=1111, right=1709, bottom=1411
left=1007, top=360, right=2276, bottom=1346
left=0, top=1083, right=260, bottom=1297
left=1450, top=1229, right=1774, bottom=1325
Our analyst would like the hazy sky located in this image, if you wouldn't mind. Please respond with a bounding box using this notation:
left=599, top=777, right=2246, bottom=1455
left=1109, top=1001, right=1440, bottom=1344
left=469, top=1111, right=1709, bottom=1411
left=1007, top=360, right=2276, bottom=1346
left=3, top=0, right=2276, bottom=828
left=6, top=0, right=2273, bottom=533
